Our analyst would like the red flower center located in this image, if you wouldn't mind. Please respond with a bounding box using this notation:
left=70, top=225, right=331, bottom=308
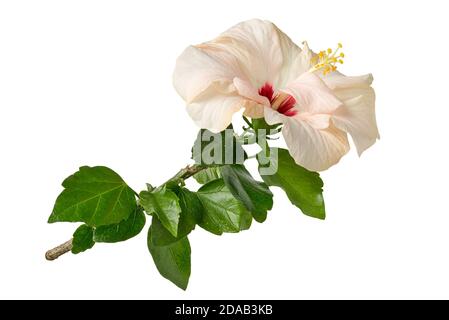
left=258, top=83, right=297, bottom=117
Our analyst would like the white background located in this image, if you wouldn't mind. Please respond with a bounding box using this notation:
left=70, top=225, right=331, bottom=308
left=1, top=0, right=448, bottom=299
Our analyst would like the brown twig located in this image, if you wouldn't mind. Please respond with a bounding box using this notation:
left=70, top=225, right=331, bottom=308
left=45, top=239, right=73, bottom=261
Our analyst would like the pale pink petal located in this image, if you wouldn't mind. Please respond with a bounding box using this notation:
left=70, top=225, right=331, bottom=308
left=233, top=77, right=267, bottom=118
left=321, top=71, right=379, bottom=154
left=285, top=72, right=343, bottom=114
left=322, top=71, right=374, bottom=90
left=173, top=45, right=243, bottom=103
left=298, top=41, right=314, bottom=71
left=332, top=87, right=379, bottom=155
left=297, top=113, right=331, bottom=130
left=208, top=20, right=282, bottom=88
left=265, top=107, right=349, bottom=171
left=187, top=82, right=244, bottom=133
left=233, top=77, right=268, bottom=105
left=275, top=30, right=311, bottom=87
left=332, top=82, right=376, bottom=102
left=207, top=19, right=311, bottom=90
left=242, top=100, right=265, bottom=119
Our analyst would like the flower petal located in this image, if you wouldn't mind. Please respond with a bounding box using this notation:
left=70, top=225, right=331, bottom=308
left=209, top=19, right=283, bottom=88
left=275, top=29, right=311, bottom=88
left=332, top=87, right=379, bottom=155
left=322, top=71, right=374, bottom=90
left=321, top=72, right=379, bottom=155
left=187, top=82, right=244, bottom=133
left=173, top=45, right=243, bottom=103
left=233, top=77, right=266, bottom=118
left=265, top=107, right=349, bottom=171
left=206, top=19, right=311, bottom=89
left=285, top=72, right=343, bottom=114
left=298, top=113, right=331, bottom=130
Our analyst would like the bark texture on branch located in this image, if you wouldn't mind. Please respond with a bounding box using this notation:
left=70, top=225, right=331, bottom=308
left=45, top=239, right=73, bottom=261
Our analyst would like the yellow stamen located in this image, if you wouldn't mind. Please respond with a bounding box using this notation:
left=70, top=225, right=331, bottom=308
left=308, top=42, right=345, bottom=75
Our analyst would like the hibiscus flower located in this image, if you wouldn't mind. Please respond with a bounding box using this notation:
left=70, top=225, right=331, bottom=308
left=173, top=19, right=379, bottom=171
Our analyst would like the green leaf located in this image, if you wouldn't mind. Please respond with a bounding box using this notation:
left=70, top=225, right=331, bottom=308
left=258, top=148, right=325, bottom=219
left=220, top=165, right=273, bottom=223
left=177, top=188, right=202, bottom=225
left=149, top=216, right=177, bottom=246
left=193, top=167, right=222, bottom=184
left=150, top=188, right=202, bottom=246
left=196, top=179, right=252, bottom=235
left=192, top=127, right=246, bottom=166
left=139, top=186, right=181, bottom=237
left=48, top=166, right=137, bottom=227
left=93, top=206, right=146, bottom=243
left=147, top=227, right=191, bottom=290
left=72, top=224, right=95, bottom=254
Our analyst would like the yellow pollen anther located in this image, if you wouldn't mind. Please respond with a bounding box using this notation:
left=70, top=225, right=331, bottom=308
left=308, top=42, right=345, bottom=75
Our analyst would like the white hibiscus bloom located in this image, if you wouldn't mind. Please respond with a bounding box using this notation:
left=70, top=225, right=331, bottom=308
left=173, top=19, right=379, bottom=171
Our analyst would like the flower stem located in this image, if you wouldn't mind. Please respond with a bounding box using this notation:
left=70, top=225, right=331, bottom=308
left=242, top=116, right=253, bottom=128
